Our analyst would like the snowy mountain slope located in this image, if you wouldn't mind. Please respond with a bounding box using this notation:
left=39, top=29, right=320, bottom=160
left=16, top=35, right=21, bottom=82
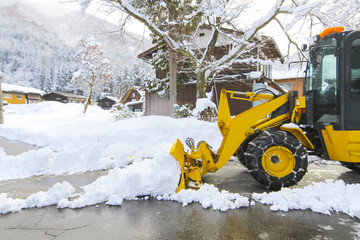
left=1, top=0, right=149, bottom=56
left=0, top=0, right=152, bottom=95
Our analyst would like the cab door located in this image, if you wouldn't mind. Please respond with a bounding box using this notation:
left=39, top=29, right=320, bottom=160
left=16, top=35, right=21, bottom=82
left=345, top=32, right=360, bottom=130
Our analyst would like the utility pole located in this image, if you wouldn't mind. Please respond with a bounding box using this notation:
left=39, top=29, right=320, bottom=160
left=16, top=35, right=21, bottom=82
left=168, top=49, right=177, bottom=115
left=0, top=72, right=3, bottom=124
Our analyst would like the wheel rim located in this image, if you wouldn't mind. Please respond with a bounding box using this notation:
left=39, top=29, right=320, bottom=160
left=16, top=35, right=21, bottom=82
left=262, top=146, right=295, bottom=178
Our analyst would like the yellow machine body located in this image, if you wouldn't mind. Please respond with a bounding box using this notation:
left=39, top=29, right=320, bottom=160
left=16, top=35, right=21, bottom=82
left=321, top=125, right=360, bottom=163
left=171, top=27, right=360, bottom=191
left=170, top=89, right=313, bottom=192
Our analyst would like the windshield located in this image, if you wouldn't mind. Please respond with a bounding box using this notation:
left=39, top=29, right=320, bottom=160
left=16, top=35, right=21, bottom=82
left=305, top=37, right=338, bottom=123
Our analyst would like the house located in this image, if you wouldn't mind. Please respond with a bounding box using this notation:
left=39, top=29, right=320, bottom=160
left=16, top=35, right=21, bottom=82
left=272, top=64, right=306, bottom=96
left=1, top=83, right=45, bottom=104
left=274, top=77, right=304, bottom=96
left=138, top=29, right=284, bottom=116
left=97, top=96, right=120, bottom=110
left=43, top=92, right=87, bottom=104
left=144, top=76, right=284, bottom=116
left=120, top=87, right=145, bottom=113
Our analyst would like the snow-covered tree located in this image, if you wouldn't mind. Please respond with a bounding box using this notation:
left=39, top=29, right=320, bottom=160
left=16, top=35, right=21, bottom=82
left=0, top=23, right=78, bottom=92
left=72, top=36, right=114, bottom=113
left=78, top=0, right=360, bottom=100
left=111, top=59, right=155, bottom=98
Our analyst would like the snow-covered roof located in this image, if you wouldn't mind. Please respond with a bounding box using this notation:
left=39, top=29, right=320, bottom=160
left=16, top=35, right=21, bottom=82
left=2, top=83, right=45, bottom=95
left=121, top=86, right=145, bottom=103
left=44, top=92, right=87, bottom=99
left=125, top=100, right=144, bottom=107
left=103, top=96, right=120, bottom=103
left=271, top=62, right=306, bottom=80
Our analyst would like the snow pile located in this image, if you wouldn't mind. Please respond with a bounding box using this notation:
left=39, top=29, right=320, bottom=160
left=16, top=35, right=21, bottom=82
left=0, top=102, right=250, bottom=213
left=158, top=184, right=249, bottom=211
left=1, top=102, right=360, bottom=217
left=0, top=182, right=75, bottom=214
left=253, top=179, right=360, bottom=219
left=63, top=151, right=180, bottom=209
left=0, top=102, right=221, bottom=180
left=192, top=97, right=217, bottom=116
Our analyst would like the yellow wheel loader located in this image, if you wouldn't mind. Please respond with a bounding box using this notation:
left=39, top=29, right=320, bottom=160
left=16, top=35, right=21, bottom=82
left=170, top=27, right=360, bottom=192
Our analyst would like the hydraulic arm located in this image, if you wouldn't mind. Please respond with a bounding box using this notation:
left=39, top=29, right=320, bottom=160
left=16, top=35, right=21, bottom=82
left=170, top=89, right=313, bottom=192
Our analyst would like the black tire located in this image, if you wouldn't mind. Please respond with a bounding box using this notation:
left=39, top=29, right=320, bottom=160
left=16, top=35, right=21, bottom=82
left=245, top=129, right=308, bottom=190
left=236, top=132, right=260, bottom=168
left=340, top=162, right=360, bottom=172
left=237, top=144, right=247, bottom=166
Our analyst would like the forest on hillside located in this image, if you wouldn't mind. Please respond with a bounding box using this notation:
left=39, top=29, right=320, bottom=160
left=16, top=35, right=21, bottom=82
left=0, top=3, right=154, bottom=99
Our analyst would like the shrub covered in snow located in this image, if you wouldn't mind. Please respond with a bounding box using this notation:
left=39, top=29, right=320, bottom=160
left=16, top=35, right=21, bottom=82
left=172, top=103, right=193, bottom=119
left=111, top=105, right=136, bottom=121
left=193, top=98, right=218, bottom=122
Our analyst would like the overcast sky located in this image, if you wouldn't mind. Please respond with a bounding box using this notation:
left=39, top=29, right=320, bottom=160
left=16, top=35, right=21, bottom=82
left=4, top=0, right=322, bottom=59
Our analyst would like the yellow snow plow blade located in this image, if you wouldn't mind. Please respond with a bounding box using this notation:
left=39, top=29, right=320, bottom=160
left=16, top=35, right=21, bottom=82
left=170, top=138, right=217, bottom=192
left=169, top=139, right=186, bottom=192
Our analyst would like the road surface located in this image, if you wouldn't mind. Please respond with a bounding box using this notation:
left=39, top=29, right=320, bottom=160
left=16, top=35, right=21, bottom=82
left=0, top=138, right=360, bottom=239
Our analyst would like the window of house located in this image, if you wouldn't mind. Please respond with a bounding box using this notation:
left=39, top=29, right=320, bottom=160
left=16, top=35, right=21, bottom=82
left=16, top=95, right=23, bottom=99
left=131, top=99, right=137, bottom=102
left=3, top=94, right=12, bottom=99
left=199, top=33, right=205, bottom=37
left=132, top=93, right=136, bottom=97
left=277, top=82, right=292, bottom=91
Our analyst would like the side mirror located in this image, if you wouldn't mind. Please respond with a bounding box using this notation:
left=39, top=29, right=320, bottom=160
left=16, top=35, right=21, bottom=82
left=301, top=44, right=308, bottom=51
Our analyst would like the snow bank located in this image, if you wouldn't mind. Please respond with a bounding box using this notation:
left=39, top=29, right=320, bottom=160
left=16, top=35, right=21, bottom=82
left=0, top=102, right=221, bottom=180
left=253, top=179, right=360, bottom=219
left=0, top=102, right=249, bottom=213
left=158, top=184, right=249, bottom=211
left=0, top=182, right=74, bottom=214
left=65, top=151, right=181, bottom=208
left=1, top=102, right=360, bottom=217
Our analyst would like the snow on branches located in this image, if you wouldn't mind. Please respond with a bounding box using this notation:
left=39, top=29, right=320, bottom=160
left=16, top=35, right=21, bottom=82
left=72, top=35, right=113, bottom=113
left=77, top=0, right=360, bottom=99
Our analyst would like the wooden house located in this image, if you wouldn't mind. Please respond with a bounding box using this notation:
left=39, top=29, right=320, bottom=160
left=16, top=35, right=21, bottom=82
left=1, top=83, right=45, bottom=104
left=145, top=76, right=284, bottom=116
left=97, top=96, right=120, bottom=110
left=138, top=29, right=284, bottom=116
left=43, top=92, right=87, bottom=104
left=121, top=87, right=145, bottom=113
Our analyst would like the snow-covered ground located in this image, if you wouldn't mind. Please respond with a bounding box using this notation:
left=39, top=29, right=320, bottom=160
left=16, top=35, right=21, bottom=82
left=0, top=102, right=359, bottom=219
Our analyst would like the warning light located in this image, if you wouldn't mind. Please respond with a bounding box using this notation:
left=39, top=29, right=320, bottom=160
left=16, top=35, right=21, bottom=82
left=319, top=27, right=344, bottom=38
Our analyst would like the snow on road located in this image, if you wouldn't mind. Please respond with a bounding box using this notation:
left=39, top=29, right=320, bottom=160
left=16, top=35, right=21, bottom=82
left=253, top=179, right=360, bottom=218
left=0, top=102, right=360, bottom=219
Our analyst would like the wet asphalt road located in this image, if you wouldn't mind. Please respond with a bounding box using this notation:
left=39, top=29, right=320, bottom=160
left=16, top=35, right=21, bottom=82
left=0, top=139, right=360, bottom=240
left=0, top=137, right=38, bottom=156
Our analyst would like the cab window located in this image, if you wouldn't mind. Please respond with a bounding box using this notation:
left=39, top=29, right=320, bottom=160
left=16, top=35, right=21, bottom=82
left=351, top=39, right=360, bottom=100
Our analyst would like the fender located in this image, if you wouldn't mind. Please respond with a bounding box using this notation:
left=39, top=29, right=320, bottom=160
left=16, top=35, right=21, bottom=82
left=280, top=125, right=314, bottom=149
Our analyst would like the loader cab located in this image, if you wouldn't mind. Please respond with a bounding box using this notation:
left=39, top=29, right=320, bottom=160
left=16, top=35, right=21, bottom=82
left=304, top=29, right=360, bottom=131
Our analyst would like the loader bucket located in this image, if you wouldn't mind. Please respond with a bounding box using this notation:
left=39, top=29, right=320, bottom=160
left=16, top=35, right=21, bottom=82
left=170, top=139, right=186, bottom=192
